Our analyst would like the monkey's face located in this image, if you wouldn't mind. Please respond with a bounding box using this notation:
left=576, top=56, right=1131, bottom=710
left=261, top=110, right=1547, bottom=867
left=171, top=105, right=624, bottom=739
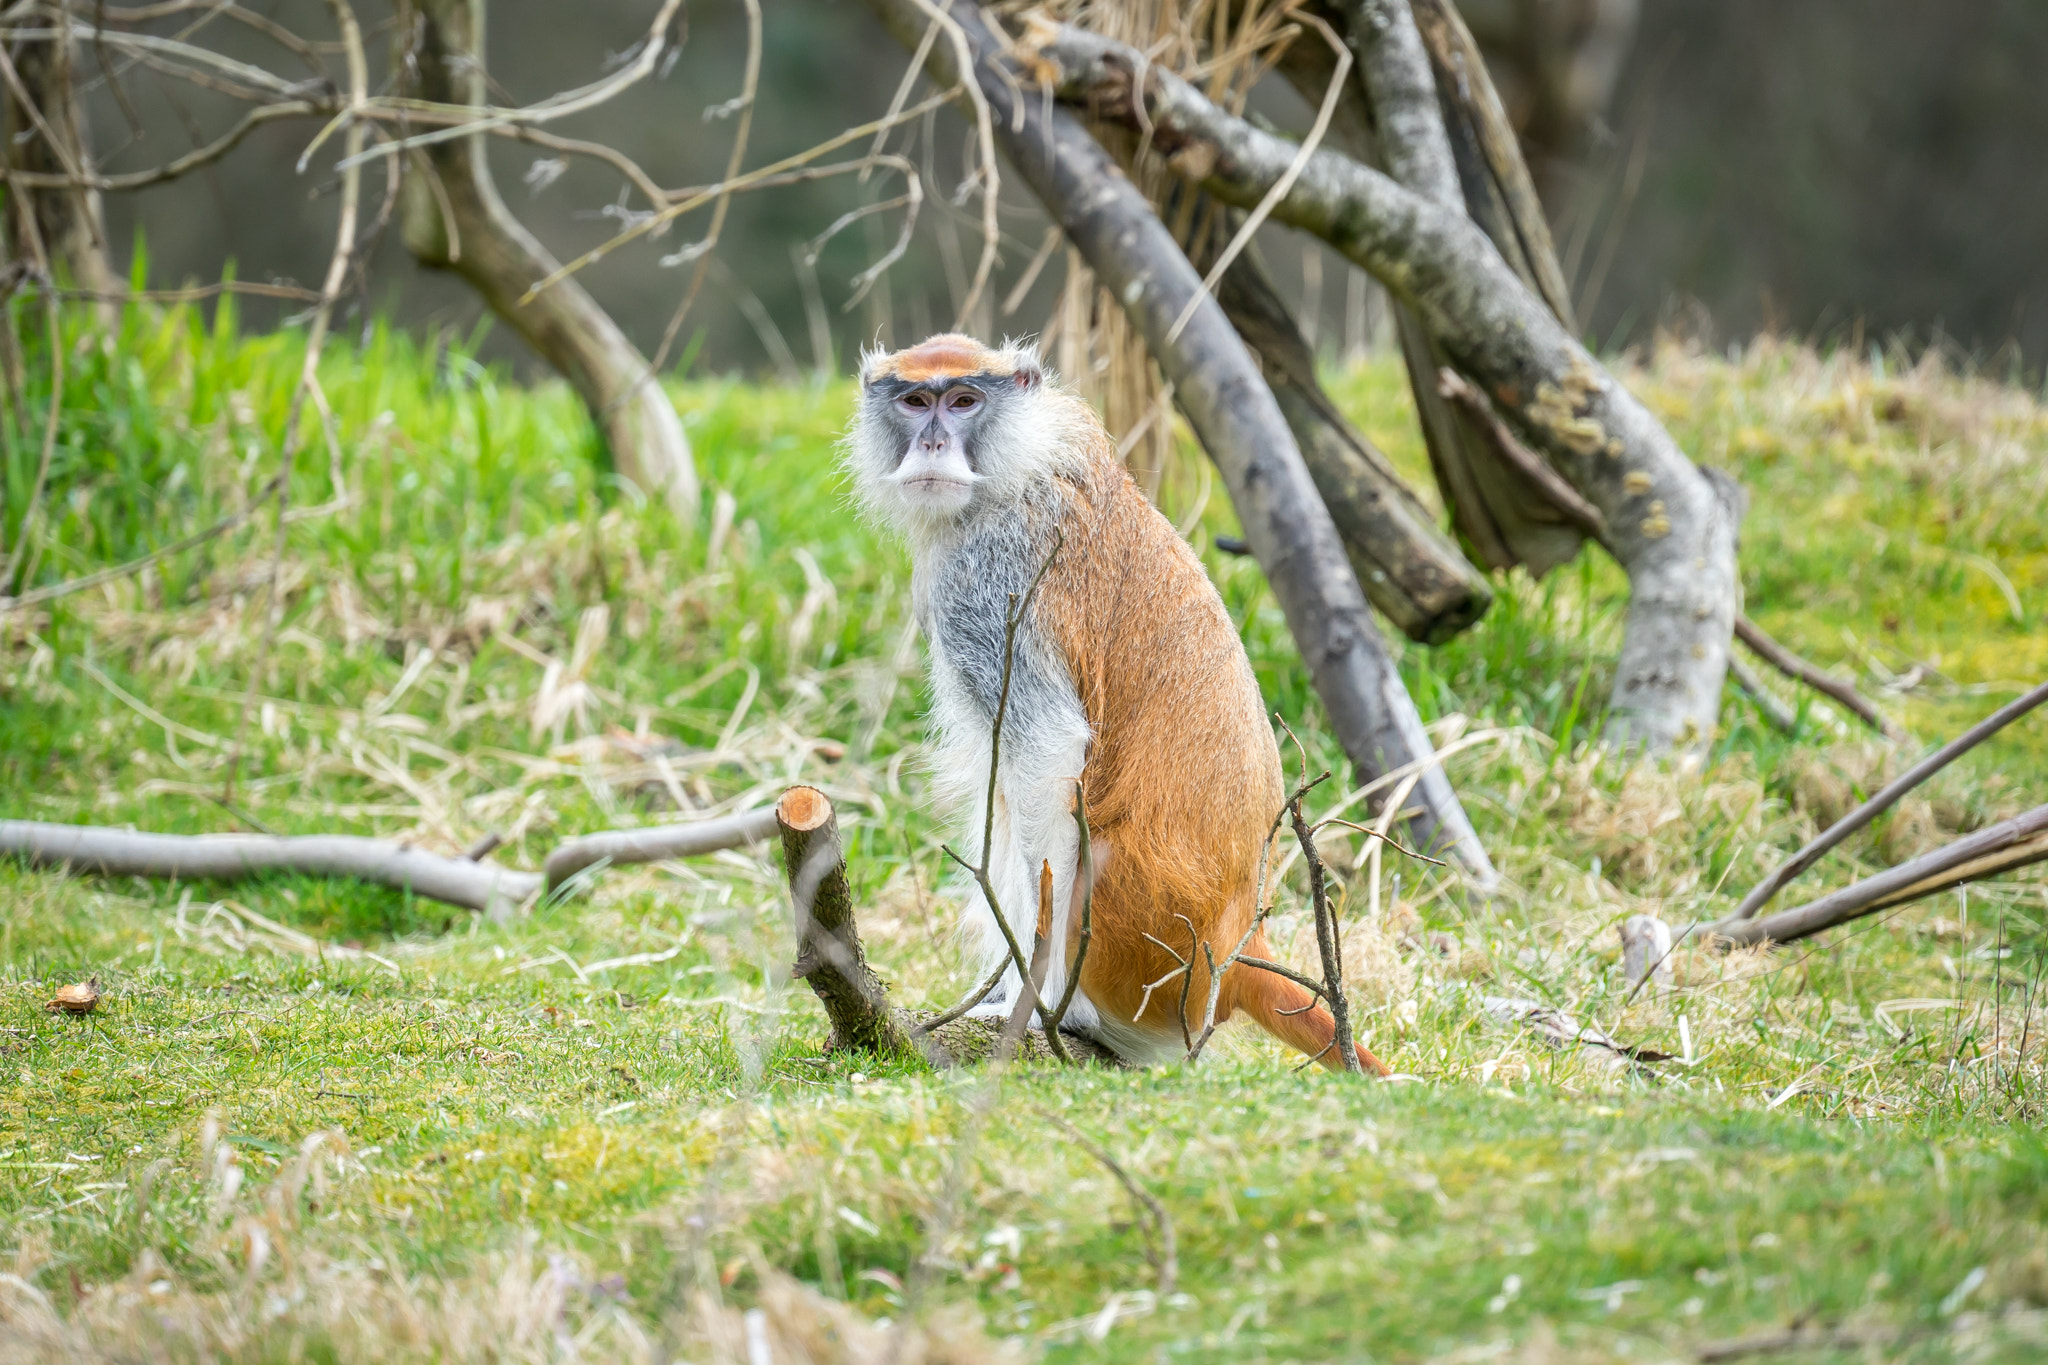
left=849, top=334, right=1050, bottom=533
left=870, top=379, right=997, bottom=515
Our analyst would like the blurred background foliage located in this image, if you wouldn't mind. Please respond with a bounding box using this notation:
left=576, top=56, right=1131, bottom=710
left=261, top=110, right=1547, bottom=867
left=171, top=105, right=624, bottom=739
left=80, top=0, right=2048, bottom=382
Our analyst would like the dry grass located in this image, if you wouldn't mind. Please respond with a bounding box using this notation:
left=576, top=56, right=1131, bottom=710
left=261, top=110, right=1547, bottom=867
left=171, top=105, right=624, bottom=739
left=2, top=309, right=2047, bottom=1360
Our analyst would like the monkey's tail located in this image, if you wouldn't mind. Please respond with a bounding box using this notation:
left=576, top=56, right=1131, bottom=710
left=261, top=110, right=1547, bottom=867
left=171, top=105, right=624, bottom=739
left=1225, top=935, right=1389, bottom=1076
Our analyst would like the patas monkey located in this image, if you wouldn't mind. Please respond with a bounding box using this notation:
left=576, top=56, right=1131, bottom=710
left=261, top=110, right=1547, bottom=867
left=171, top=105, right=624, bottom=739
left=846, top=333, right=1386, bottom=1072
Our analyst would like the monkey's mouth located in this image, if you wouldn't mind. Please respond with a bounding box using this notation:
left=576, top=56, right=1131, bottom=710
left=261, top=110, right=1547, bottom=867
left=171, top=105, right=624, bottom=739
left=899, top=476, right=973, bottom=504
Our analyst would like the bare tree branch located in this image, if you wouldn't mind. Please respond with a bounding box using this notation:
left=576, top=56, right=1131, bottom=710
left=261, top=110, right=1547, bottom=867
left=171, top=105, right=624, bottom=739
left=1734, top=615, right=1898, bottom=739
left=543, top=806, right=779, bottom=892
left=868, top=0, right=1496, bottom=879
left=1713, top=803, right=2048, bottom=948
left=1025, top=18, right=1741, bottom=755
left=397, top=0, right=698, bottom=521
left=0, top=820, right=542, bottom=916
left=1731, top=678, right=2048, bottom=920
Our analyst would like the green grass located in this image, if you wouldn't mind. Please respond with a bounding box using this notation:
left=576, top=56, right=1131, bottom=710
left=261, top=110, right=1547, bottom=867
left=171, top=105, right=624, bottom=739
left=1, top=300, right=2045, bottom=1361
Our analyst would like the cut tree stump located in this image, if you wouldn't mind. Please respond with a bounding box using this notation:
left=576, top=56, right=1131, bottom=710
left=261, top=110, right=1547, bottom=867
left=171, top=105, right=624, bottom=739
left=773, top=787, right=1121, bottom=1068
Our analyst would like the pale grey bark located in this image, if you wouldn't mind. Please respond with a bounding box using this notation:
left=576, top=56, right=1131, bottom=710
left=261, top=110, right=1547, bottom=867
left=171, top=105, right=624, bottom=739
left=1342, top=1, right=1462, bottom=206
left=542, top=806, right=779, bottom=891
left=3, top=21, right=118, bottom=295
left=1028, top=22, right=1738, bottom=754
left=863, top=0, right=1497, bottom=880
left=1204, top=229, right=1492, bottom=643
left=397, top=0, right=698, bottom=520
left=2, top=820, right=540, bottom=916
left=5, top=808, right=785, bottom=917
left=1284, top=1, right=1587, bottom=575
left=1713, top=804, right=2048, bottom=948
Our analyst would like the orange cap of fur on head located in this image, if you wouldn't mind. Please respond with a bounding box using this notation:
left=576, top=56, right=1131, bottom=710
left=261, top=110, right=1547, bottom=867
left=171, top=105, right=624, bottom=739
left=862, top=333, right=1028, bottom=386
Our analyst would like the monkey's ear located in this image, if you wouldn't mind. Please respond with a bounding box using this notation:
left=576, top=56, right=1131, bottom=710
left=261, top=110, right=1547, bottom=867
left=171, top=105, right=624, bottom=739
left=1010, top=356, right=1044, bottom=392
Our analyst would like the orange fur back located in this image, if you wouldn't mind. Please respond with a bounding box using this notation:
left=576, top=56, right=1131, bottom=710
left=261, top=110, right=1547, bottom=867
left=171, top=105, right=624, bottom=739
left=1032, top=399, right=1349, bottom=1064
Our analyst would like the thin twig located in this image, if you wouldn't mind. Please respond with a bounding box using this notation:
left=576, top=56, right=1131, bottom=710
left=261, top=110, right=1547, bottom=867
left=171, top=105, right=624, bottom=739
left=1044, top=777, right=1095, bottom=1039
left=912, top=958, right=1007, bottom=1034
left=1312, top=816, right=1448, bottom=866
left=938, top=531, right=1066, bottom=1038
left=1295, top=793, right=1363, bottom=1073
left=1734, top=614, right=1898, bottom=738
left=1163, top=9, right=1349, bottom=345
left=650, top=0, right=760, bottom=369
left=901, top=0, right=998, bottom=326
left=0, top=472, right=286, bottom=614
left=1731, top=676, right=2048, bottom=919
left=519, top=91, right=958, bottom=304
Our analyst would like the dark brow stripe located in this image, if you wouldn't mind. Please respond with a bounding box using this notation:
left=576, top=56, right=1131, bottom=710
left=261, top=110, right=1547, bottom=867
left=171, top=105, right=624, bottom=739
left=865, top=374, right=998, bottom=398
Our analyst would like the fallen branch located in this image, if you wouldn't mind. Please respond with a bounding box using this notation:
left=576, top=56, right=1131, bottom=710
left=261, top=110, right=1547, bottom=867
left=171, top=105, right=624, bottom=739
left=0, top=820, right=540, bottom=917
left=1481, top=994, right=1672, bottom=1070
left=1734, top=615, right=1898, bottom=738
left=1713, top=803, right=2048, bottom=948
left=868, top=0, right=1496, bottom=879
left=1207, top=232, right=1493, bottom=644
left=542, top=806, right=778, bottom=891
left=1731, top=677, right=2048, bottom=919
left=1726, top=653, right=1799, bottom=735
left=4, top=806, right=782, bottom=917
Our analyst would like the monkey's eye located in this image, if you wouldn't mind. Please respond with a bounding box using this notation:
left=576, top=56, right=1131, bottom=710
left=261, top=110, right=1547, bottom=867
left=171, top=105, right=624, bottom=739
left=900, top=392, right=932, bottom=411
left=946, top=391, right=981, bottom=413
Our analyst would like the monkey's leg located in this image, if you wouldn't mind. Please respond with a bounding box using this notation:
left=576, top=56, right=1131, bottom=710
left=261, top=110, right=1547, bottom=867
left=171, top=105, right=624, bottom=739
left=997, top=715, right=1098, bottom=1030
left=960, top=725, right=1099, bottom=1033
left=1223, top=931, right=1389, bottom=1075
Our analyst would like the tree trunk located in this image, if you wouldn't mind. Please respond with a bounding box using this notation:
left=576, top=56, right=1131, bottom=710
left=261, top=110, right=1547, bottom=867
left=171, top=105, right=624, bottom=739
left=396, top=0, right=697, bottom=521
left=1332, top=0, right=1587, bottom=575
left=1204, top=225, right=1493, bottom=644
left=774, top=787, right=1121, bottom=1065
left=776, top=786, right=915, bottom=1057
left=1028, top=20, right=1739, bottom=754
left=864, top=0, right=1497, bottom=881
left=2, top=26, right=118, bottom=294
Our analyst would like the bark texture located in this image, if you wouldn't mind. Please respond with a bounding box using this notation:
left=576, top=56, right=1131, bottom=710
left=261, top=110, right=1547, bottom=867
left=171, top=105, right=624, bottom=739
left=775, top=787, right=1119, bottom=1066
left=543, top=806, right=778, bottom=891
left=867, top=0, right=1496, bottom=879
left=1, top=820, right=539, bottom=917
left=397, top=0, right=697, bottom=519
left=1028, top=21, right=1738, bottom=753
left=1206, top=230, right=1492, bottom=644
left=777, top=786, right=914, bottom=1057
left=3, top=25, right=118, bottom=293
left=1281, top=2, right=1582, bottom=574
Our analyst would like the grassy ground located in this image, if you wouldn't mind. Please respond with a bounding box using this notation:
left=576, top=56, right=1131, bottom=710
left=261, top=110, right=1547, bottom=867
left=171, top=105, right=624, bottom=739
left=1, top=301, right=2045, bottom=1362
